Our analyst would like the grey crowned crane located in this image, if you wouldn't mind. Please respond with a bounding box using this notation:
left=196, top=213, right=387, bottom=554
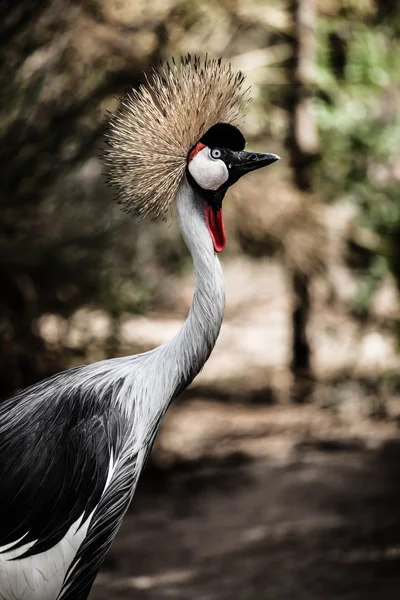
left=0, top=56, right=279, bottom=600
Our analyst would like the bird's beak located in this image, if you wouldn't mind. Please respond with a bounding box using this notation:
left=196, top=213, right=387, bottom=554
left=226, top=150, right=280, bottom=183
left=204, top=150, right=280, bottom=253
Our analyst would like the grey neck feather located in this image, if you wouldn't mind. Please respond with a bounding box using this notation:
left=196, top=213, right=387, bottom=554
left=160, top=177, right=225, bottom=397
left=46, top=177, right=226, bottom=450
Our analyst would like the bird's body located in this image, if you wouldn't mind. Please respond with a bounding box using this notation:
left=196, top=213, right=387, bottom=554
left=0, top=57, right=278, bottom=599
left=0, top=181, right=224, bottom=599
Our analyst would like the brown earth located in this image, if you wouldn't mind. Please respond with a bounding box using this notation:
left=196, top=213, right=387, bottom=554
left=91, top=437, right=400, bottom=600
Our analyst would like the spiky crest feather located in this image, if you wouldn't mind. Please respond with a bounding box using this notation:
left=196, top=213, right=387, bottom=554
left=103, top=55, right=249, bottom=218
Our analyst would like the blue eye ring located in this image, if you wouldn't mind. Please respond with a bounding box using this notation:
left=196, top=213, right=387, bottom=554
left=210, top=148, right=222, bottom=160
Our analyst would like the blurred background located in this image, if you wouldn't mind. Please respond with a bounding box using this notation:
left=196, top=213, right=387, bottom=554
left=2, top=0, right=400, bottom=598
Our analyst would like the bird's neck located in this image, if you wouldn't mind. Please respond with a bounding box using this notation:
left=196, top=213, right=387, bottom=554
left=163, top=178, right=225, bottom=396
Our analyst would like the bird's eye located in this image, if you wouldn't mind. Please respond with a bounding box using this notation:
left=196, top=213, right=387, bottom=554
left=210, top=148, right=222, bottom=160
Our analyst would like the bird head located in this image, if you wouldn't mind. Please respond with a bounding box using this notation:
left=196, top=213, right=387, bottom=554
left=104, top=56, right=279, bottom=252
left=187, top=122, right=279, bottom=251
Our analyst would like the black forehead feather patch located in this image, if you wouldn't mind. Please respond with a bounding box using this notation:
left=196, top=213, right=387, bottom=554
left=200, top=123, right=245, bottom=151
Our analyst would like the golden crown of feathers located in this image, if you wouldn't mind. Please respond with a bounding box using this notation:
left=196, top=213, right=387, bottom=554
left=103, top=55, right=250, bottom=218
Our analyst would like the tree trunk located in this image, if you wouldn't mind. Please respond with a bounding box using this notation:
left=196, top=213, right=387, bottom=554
left=288, top=0, right=319, bottom=402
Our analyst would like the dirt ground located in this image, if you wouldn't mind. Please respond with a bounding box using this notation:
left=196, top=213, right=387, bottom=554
left=91, top=437, right=400, bottom=600
left=38, top=256, right=400, bottom=599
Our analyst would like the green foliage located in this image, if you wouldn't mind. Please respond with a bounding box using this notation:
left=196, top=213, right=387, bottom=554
left=316, top=12, right=400, bottom=312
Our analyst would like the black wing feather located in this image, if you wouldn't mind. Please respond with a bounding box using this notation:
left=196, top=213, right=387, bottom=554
left=0, top=368, right=126, bottom=558
left=59, top=451, right=138, bottom=599
left=59, top=413, right=164, bottom=598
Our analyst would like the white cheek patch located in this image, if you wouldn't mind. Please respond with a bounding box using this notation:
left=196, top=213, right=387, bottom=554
left=188, top=147, right=229, bottom=191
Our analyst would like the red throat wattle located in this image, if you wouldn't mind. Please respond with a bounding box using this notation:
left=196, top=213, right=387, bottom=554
left=204, top=205, right=226, bottom=252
